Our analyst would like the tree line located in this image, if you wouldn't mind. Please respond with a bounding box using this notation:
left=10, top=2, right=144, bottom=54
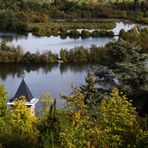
left=0, top=0, right=147, bottom=33
left=0, top=40, right=58, bottom=63
left=0, top=27, right=147, bottom=64
left=31, top=21, right=116, bottom=36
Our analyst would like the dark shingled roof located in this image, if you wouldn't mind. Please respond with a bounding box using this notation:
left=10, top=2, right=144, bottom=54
left=10, top=79, right=33, bottom=102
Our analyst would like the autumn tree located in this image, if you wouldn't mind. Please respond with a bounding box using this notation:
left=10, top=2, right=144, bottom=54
left=0, top=96, right=39, bottom=148
left=0, top=84, right=9, bottom=126
left=60, top=48, right=69, bottom=62
left=61, top=86, right=99, bottom=148
left=98, top=88, right=142, bottom=147
left=37, top=93, right=61, bottom=147
left=61, top=86, right=144, bottom=147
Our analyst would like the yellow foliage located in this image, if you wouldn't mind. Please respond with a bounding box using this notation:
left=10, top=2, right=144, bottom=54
left=10, top=96, right=39, bottom=145
left=98, top=88, right=142, bottom=147
left=60, top=86, right=100, bottom=147
left=0, top=84, right=9, bottom=126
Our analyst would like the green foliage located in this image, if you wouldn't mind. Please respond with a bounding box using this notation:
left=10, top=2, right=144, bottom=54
left=31, top=22, right=115, bottom=37
left=0, top=40, right=107, bottom=64
left=95, top=65, right=117, bottom=90
left=0, top=40, right=9, bottom=51
left=69, top=30, right=80, bottom=38
left=98, top=88, right=142, bottom=147
left=0, top=0, right=147, bottom=34
left=11, top=97, right=37, bottom=130
left=60, top=111, right=98, bottom=148
left=37, top=93, right=62, bottom=147
left=104, top=40, right=147, bottom=99
left=91, top=30, right=100, bottom=37
left=60, top=48, right=69, bottom=62
left=138, top=131, right=148, bottom=147
left=68, top=47, right=88, bottom=63
left=95, top=30, right=114, bottom=37
left=80, top=70, right=98, bottom=110
left=0, top=24, right=148, bottom=147
left=0, top=96, right=39, bottom=148
left=120, top=27, right=148, bottom=52
left=81, top=30, right=91, bottom=38
left=61, top=86, right=99, bottom=148
left=61, top=86, right=145, bottom=148
left=0, top=84, right=9, bottom=126
left=59, top=29, right=68, bottom=38
left=9, top=98, right=38, bottom=148
left=0, top=41, right=58, bottom=63
left=0, top=75, right=148, bottom=147
left=59, top=45, right=108, bottom=63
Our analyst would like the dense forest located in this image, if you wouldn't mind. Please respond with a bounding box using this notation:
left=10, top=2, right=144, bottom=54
left=0, top=0, right=148, bottom=34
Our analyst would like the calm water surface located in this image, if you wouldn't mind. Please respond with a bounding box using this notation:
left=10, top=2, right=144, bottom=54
left=0, top=21, right=146, bottom=107
left=0, top=22, right=137, bottom=53
left=0, top=63, right=97, bottom=107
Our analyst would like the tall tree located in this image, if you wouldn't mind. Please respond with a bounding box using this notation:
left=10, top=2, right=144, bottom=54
left=98, top=88, right=142, bottom=147
left=80, top=70, right=98, bottom=108
left=95, top=40, right=148, bottom=106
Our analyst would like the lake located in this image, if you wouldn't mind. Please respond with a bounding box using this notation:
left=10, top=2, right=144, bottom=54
left=0, top=63, right=98, bottom=107
left=0, top=21, right=146, bottom=106
left=0, top=22, right=137, bottom=53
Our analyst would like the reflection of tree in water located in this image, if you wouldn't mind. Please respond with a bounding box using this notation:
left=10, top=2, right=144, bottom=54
left=0, top=33, right=28, bottom=42
left=59, top=63, right=98, bottom=75
left=41, top=64, right=59, bottom=74
left=0, top=64, right=58, bottom=81
left=0, top=64, right=24, bottom=81
left=0, top=35, right=14, bottom=42
left=0, top=63, right=98, bottom=81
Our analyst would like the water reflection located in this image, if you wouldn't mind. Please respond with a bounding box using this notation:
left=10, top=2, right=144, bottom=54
left=0, top=32, right=28, bottom=42
left=0, top=21, right=141, bottom=53
left=0, top=63, right=96, bottom=108
left=0, top=63, right=96, bottom=81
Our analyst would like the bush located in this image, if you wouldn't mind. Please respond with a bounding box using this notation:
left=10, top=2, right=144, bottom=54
left=91, top=30, right=100, bottom=38
left=69, top=30, right=80, bottom=38
left=81, top=30, right=91, bottom=39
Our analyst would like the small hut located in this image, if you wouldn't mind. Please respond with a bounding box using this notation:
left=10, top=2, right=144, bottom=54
left=7, top=79, right=39, bottom=115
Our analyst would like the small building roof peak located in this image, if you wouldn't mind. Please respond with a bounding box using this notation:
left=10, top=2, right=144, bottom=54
left=9, top=79, right=33, bottom=102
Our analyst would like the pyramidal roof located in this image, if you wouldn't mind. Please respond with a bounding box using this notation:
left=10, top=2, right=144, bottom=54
left=10, top=79, right=33, bottom=102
